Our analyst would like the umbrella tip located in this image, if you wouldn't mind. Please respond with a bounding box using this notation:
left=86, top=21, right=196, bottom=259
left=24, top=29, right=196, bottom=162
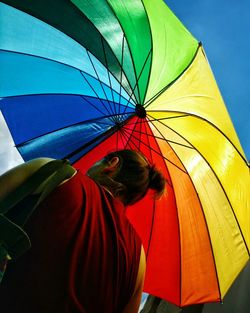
left=135, top=104, right=147, bottom=119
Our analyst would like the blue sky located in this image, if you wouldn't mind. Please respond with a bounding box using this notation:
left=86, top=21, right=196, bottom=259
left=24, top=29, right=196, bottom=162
left=165, top=0, right=250, bottom=160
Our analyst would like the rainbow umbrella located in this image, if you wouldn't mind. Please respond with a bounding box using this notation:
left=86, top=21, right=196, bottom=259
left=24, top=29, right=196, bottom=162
left=0, top=0, right=249, bottom=307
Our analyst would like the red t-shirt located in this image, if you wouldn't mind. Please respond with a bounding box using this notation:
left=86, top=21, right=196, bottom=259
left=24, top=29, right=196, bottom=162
left=0, top=172, right=141, bottom=313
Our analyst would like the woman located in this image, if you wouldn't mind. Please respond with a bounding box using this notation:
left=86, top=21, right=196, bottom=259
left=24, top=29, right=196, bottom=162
left=0, top=149, right=165, bottom=313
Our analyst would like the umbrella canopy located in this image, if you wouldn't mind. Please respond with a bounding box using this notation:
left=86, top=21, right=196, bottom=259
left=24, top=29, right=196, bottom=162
left=0, top=0, right=249, bottom=307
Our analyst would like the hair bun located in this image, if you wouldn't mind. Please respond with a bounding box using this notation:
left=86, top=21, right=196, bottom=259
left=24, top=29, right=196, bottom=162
left=148, top=165, right=166, bottom=198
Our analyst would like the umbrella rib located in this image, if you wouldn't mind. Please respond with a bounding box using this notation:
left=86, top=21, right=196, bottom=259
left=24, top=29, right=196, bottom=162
left=122, top=127, right=181, bottom=293
left=1, top=49, right=135, bottom=122
left=139, top=48, right=152, bottom=105
left=1, top=51, right=133, bottom=118
left=147, top=114, right=222, bottom=299
left=138, top=116, right=143, bottom=151
left=118, top=34, right=125, bottom=116
left=140, top=0, right=154, bottom=106
left=100, top=36, right=117, bottom=115
left=0, top=48, right=128, bottom=107
left=123, top=123, right=193, bottom=150
left=114, top=126, right=131, bottom=150
left=121, top=48, right=152, bottom=116
left=118, top=128, right=127, bottom=149
left=106, top=2, right=143, bottom=107
left=129, top=117, right=174, bottom=187
left=16, top=113, right=131, bottom=146
left=147, top=112, right=190, bottom=120
left=119, top=122, right=142, bottom=151
left=2, top=93, right=133, bottom=129
left=85, top=49, right=117, bottom=117
left=123, top=113, right=190, bottom=125
left=146, top=114, right=194, bottom=150
left=95, top=119, right=130, bottom=126
left=0, top=48, right=95, bottom=76
left=123, top=118, right=141, bottom=151
left=145, top=200, right=156, bottom=261
left=144, top=43, right=201, bottom=109
left=124, top=116, right=141, bottom=149
left=81, top=99, right=133, bottom=127
left=149, top=115, right=250, bottom=257
left=80, top=95, right=113, bottom=119
left=72, top=5, right=138, bottom=105
left=81, top=93, right=132, bottom=112
left=146, top=114, right=221, bottom=299
left=119, top=121, right=139, bottom=150
left=64, top=120, right=129, bottom=161
left=138, top=49, right=152, bottom=105
left=147, top=110, right=248, bottom=166
left=100, top=35, right=137, bottom=118
left=114, top=36, right=142, bottom=117
left=119, top=128, right=135, bottom=150
left=122, top=121, right=189, bottom=174
left=1, top=2, right=138, bottom=105
left=64, top=128, right=116, bottom=161
left=187, top=182, right=223, bottom=301
left=65, top=116, right=135, bottom=162
left=123, top=130, right=140, bottom=151
left=1, top=91, right=130, bottom=111
left=143, top=118, right=154, bottom=163
left=121, top=125, right=185, bottom=176
left=80, top=93, right=134, bottom=118
left=79, top=71, right=117, bottom=123
left=16, top=126, right=114, bottom=162
left=88, top=5, right=138, bottom=106
left=121, top=119, right=184, bottom=290
left=119, top=130, right=130, bottom=149
left=116, top=123, right=121, bottom=150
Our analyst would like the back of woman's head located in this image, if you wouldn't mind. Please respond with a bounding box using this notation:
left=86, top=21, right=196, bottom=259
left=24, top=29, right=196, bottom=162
left=103, top=150, right=166, bottom=205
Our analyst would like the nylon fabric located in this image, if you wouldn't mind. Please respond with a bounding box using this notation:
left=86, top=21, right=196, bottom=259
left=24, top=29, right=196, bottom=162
left=82, top=72, right=134, bottom=108
left=171, top=145, right=249, bottom=298
left=0, top=2, right=135, bottom=104
left=74, top=116, right=137, bottom=172
left=154, top=139, right=220, bottom=305
left=18, top=117, right=123, bottom=162
left=143, top=0, right=198, bottom=103
left=108, top=0, right=152, bottom=103
left=126, top=119, right=181, bottom=305
left=0, top=50, right=134, bottom=108
left=149, top=112, right=250, bottom=251
left=147, top=47, right=246, bottom=158
left=0, top=51, right=95, bottom=97
left=148, top=117, right=193, bottom=153
left=72, top=0, right=139, bottom=103
left=0, top=0, right=136, bottom=103
left=0, top=95, right=133, bottom=145
left=87, top=53, right=136, bottom=105
left=0, top=3, right=96, bottom=77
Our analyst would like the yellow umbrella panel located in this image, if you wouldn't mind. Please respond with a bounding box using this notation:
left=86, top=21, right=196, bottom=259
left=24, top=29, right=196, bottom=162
left=147, top=45, right=250, bottom=305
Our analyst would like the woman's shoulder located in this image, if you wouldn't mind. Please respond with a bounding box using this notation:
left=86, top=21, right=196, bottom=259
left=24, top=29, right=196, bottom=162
left=0, top=158, right=55, bottom=200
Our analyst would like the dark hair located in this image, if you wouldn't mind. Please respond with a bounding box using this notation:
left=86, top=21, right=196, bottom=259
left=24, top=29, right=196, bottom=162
left=101, top=150, right=166, bottom=205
